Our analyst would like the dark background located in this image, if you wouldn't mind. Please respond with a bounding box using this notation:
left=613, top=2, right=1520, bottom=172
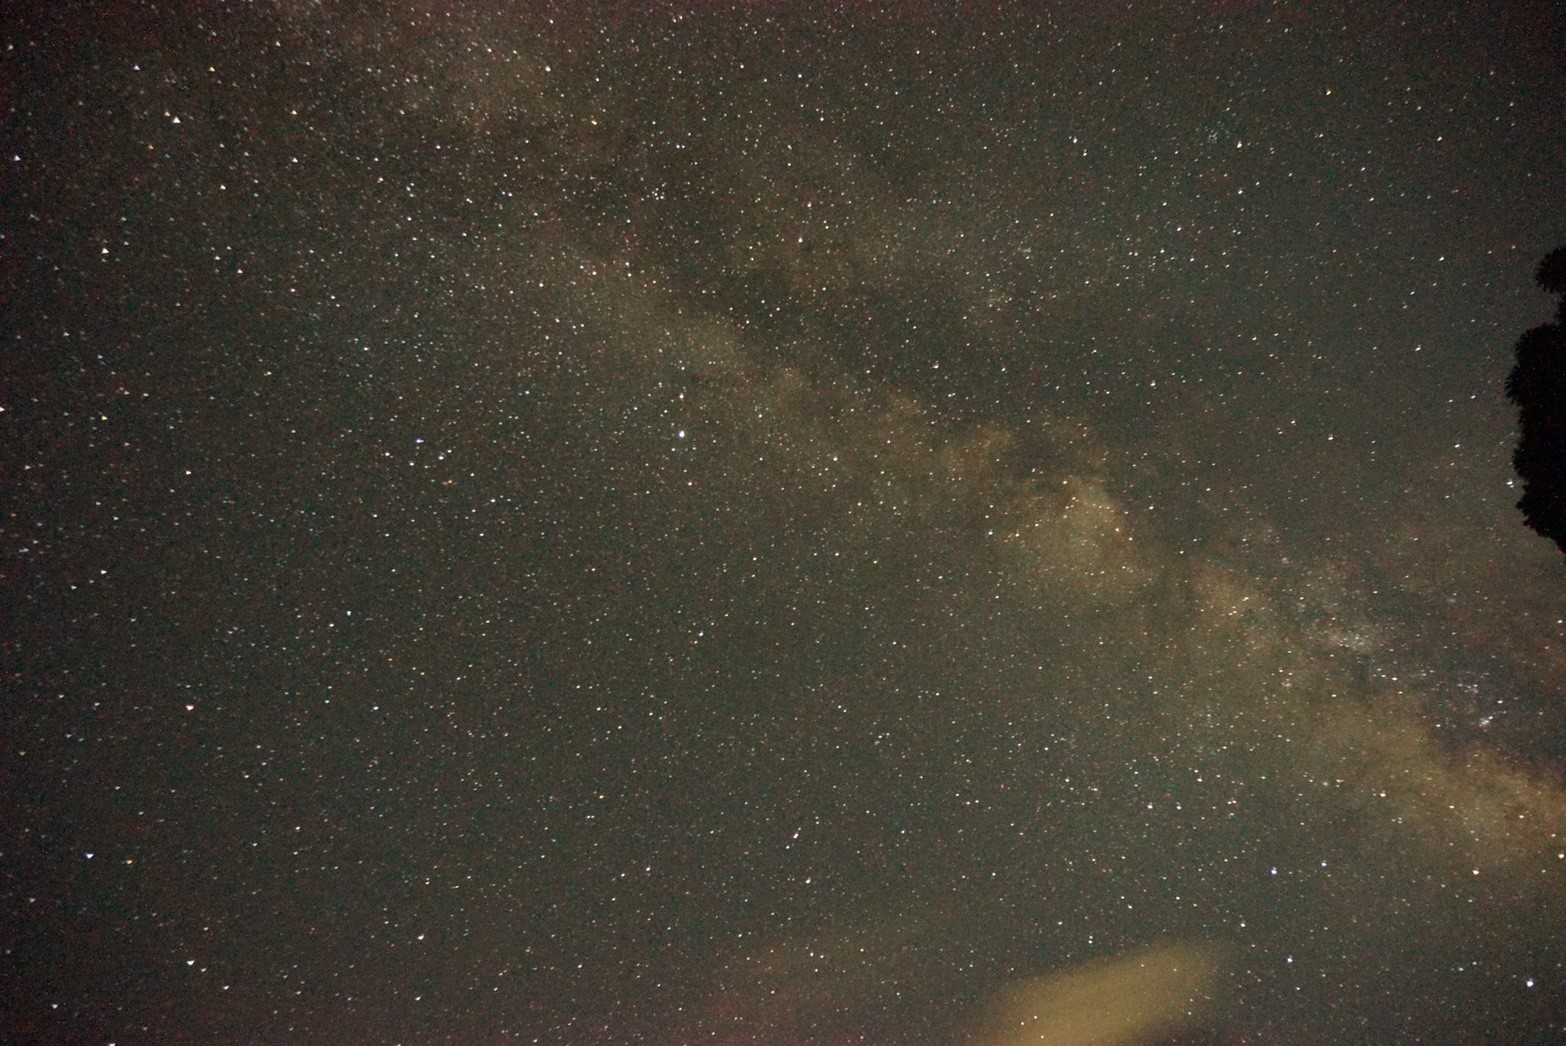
left=5, top=2, right=1566, bottom=1041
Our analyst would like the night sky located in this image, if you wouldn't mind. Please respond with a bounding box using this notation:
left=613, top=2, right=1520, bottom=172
left=6, top=3, right=1566, bottom=1042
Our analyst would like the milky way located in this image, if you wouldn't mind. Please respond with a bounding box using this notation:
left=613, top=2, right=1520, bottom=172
left=6, top=4, right=1566, bottom=1042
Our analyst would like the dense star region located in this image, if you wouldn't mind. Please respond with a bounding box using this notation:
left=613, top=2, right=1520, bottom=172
left=5, top=3, right=1566, bottom=1043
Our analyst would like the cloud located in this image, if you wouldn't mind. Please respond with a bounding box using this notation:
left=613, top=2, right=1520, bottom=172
left=976, top=941, right=1222, bottom=1046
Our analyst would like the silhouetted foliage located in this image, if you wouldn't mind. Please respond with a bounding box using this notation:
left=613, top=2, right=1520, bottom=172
left=1507, top=244, right=1566, bottom=557
left=1506, top=326, right=1566, bottom=408
left=1538, top=246, right=1566, bottom=296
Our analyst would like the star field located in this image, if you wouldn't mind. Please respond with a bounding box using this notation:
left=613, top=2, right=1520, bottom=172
left=5, top=3, right=1566, bottom=1042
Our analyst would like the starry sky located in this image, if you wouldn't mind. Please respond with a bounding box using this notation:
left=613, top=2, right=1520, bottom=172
left=6, top=2, right=1566, bottom=1042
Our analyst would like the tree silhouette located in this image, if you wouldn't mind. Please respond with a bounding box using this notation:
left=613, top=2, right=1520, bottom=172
left=1505, top=245, right=1566, bottom=557
left=1537, top=245, right=1566, bottom=297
